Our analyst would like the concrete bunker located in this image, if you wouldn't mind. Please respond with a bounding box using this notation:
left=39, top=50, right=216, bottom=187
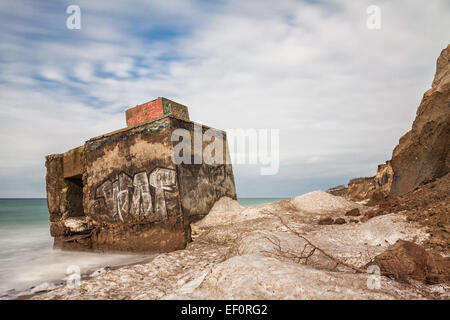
left=45, top=97, right=236, bottom=253
left=64, top=174, right=84, bottom=218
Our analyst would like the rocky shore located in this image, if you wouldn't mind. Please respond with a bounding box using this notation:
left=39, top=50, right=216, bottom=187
left=31, top=192, right=449, bottom=300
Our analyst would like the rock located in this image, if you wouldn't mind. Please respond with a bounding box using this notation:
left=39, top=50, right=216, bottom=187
left=191, top=254, right=428, bottom=299
left=389, top=45, right=450, bottom=198
left=49, top=217, right=90, bottom=237
left=368, top=240, right=450, bottom=284
left=346, top=177, right=376, bottom=201
left=234, top=231, right=343, bottom=270
left=29, top=282, right=61, bottom=294
left=63, top=217, right=90, bottom=233
left=361, top=210, right=381, bottom=223
left=318, top=217, right=334, bottom=225
left=89, top=266, right=110, bottom=278
left=193, top=197, right=243, bottom=228
left=333, top=218, right=346, bottom=225
left=326, top=185, right=347, bottom=197
left=345, top=208, right=361, bottom=216
left=372, top=161, right=394, bottom=201
left=327, top=162, right=393, bottom=202
left=291, top=190, right=360, bottom=213
left=327, top=178, right=375, bottom=201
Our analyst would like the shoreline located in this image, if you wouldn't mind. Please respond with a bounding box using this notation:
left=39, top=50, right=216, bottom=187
left=26, top=193, right=450, bottom=300
left=0, top=198, right=282, bottom=300
left=13, top=254, right=159, bottom=300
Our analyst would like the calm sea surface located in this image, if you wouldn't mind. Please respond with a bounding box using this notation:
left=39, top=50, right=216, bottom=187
left=0, top=197, right=284, bottom=299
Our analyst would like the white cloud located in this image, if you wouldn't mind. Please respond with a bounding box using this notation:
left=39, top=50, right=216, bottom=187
left=102, top=58, right=134, bottom=78
left=73, top=62, right=95, bottom=82
left=40, top=67, right=66, bottom=82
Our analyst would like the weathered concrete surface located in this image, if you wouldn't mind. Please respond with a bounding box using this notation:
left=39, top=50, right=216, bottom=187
left=63, top=146, right=85, bottom=179
left=45, top=154, right=64, bottom=223
left=45, top=152, right=90, bottom=250
left=81, top=117, right=187, bottom=252
left=45, top=154, right=87, bottom=222
left=126, top=97, right=189, bottom=127
left=171, top=118, right=236, bottom=222
left=45, top=102, right=236, bottom=253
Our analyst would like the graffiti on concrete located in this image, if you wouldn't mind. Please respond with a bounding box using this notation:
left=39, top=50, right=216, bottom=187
left=163, top=102, right=189, bottom=119
left=95, top=168, right=177, bottom=222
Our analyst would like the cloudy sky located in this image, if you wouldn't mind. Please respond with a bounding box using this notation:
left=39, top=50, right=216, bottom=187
left=0, top=0, right=449, bottom=198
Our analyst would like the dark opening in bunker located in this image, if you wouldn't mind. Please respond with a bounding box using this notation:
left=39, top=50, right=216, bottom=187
left=64, top=174, right=85, bottom=217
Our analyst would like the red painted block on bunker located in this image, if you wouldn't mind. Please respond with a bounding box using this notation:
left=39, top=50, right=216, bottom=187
left=125, top=97, right=190, bottom=127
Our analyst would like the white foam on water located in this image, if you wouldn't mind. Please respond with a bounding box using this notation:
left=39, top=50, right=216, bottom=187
left=0, top=223, right=153, bottom=299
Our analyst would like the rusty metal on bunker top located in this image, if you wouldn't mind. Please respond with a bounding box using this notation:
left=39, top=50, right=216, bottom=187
left=45, top=97, right=236, bottom=253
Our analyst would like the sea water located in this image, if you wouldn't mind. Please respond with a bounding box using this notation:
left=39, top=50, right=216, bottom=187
left=0, top=198, right=284, bottom=299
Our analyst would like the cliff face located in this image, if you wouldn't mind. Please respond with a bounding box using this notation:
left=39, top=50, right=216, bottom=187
left=372, top=160, right=394, bottom=201
left=327, top=160, right=393, bottom=202
left=389, top=45, right=450, bottom=198
left=328, top=45, right=449, bottom=202
left=345, top=177, right=375, bottom=201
